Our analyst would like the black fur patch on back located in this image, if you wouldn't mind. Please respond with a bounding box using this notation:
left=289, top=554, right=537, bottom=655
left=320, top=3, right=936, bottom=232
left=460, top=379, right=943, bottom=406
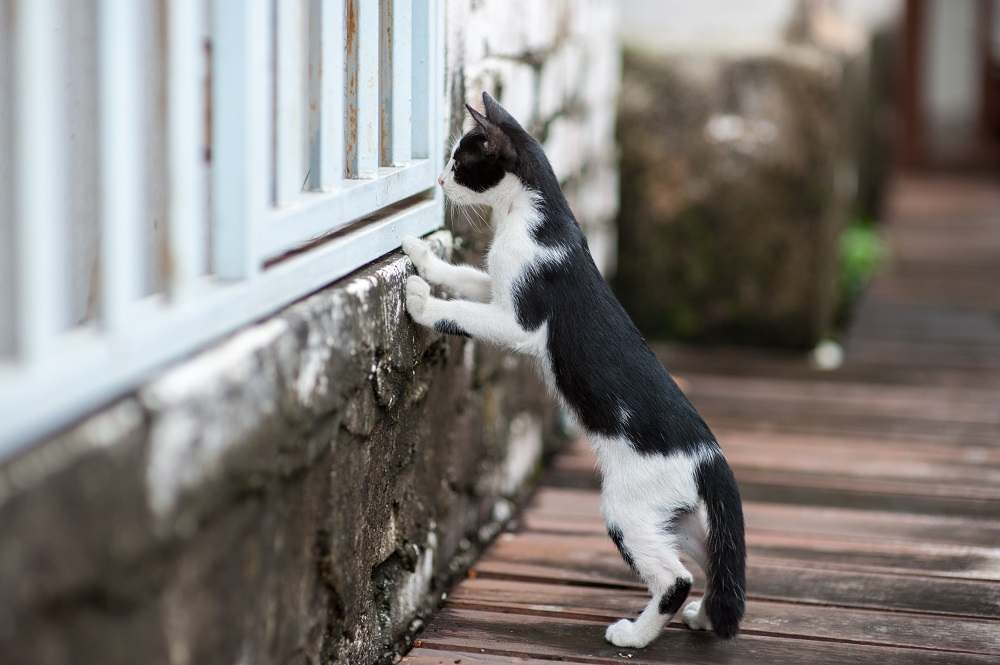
left=512, top=243, right=715, bottom=455
left=434, top=319, right=471, bottom=338
left=658, top=578, right=692, bottom=615
left=607, top=525, right=638, bottom=574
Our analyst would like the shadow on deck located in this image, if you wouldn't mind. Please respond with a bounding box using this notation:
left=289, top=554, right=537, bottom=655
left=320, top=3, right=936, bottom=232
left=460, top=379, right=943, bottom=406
left=403, top=175, right=1000, bottom=664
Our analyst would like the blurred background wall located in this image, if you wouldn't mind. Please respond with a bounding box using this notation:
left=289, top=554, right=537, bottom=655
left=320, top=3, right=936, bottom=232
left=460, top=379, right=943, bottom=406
left=613, top=0, right=999, bottom=350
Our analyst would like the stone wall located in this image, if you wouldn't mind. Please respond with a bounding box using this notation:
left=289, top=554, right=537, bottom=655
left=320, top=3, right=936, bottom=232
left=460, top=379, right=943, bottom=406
left=0, top=3, right=620, bottom=665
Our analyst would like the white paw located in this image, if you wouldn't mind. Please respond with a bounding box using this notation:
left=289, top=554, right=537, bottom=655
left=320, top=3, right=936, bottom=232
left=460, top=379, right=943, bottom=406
left=604, top=618, right=653, bottom=649
left=682, top=600, right=711, bottom=631
left=401, top=235, right=432, bottom=274
left=405, top=275, right=431, bottom=321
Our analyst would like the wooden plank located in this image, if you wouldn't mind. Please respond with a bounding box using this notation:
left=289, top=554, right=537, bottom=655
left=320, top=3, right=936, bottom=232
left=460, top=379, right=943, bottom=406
left=482, top=529, right=1000, bottom=584
left=448, top=578, right=1000, bottom=656
left=525, top=489, right=1000, bottom=549
left=406, top=648, right=574, bottom=664
left=547, top=454, right=1000, bottom=518
left=473, top=544, right=1000, bottom=619
left=558, top=432, right=1000, bottom=483
left=413, top=607, right=997, bottom=664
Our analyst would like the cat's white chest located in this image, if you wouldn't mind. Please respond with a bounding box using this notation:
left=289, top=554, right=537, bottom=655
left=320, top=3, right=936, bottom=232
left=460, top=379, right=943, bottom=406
left=487, top=212, right=541, bottom=311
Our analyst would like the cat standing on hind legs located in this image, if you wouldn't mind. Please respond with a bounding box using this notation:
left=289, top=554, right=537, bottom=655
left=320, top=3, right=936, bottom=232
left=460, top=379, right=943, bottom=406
left=403, top=91, right=746, bottom=649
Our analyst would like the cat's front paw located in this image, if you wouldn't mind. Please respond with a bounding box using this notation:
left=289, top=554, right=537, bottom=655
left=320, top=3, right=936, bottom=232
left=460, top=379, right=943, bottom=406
left=402, top=235, right=432, bottom=275
left=604, top=618, right=653, bottom=649
left=682, top=600, right=712, bottom=632
left=405, top=275, right=432, bottom=322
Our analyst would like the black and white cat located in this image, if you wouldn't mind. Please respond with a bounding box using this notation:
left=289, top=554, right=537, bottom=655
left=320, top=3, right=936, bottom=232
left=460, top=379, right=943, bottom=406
left=402, top=92, right=746, bottom=648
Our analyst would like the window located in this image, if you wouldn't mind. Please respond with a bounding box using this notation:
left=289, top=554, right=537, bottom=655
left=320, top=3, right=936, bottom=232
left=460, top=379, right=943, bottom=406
left=0, top=0, right=444, bottom=455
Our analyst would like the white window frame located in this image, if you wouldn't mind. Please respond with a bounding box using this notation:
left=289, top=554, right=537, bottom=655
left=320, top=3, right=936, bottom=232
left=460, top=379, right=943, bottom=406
left=0, top=0, right=445, bottom=456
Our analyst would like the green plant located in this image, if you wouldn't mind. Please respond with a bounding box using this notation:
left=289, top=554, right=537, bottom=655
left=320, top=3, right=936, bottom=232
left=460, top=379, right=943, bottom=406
left=837, top=218, right=887, bottom=324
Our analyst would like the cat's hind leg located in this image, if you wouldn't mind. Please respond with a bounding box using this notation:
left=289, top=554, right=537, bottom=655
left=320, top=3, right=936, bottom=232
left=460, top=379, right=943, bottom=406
left=674, top=508, right=714, bottom=632
left=604, top=524, right=693, bottom=649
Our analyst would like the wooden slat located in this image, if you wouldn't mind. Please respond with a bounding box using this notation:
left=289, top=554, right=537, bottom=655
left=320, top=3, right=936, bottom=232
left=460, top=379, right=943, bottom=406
left=525, top=489, right=1000, bottom=549
left=405, top=649, right=567, bottom=665
left=547, top=450, right=1000, bottom=518
left=449, top=578, right=1000, bottom=656
left=414, top=608, right=997, bottom=664
left=480, top=528, right=1000, bottom=586
left=471, top=558, right=1000, bottom=619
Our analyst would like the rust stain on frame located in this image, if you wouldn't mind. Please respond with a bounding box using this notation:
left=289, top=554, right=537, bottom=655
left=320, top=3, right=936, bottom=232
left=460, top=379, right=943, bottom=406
left=345, top=0, right=359, bottom=177
left=379, top=0, right=393, bottom=166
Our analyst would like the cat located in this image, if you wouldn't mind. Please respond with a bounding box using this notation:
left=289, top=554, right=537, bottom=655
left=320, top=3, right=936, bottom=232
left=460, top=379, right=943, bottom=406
left=402, top=91, right=746, bottom=649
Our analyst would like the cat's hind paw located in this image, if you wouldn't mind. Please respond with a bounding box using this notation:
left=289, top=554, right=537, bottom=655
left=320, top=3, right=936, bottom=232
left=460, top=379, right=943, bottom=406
left=604, top=618, right=654, bottom=649
left=405, top=275, right=431, bottom=321
left=682, top=599, right=712, bottom=632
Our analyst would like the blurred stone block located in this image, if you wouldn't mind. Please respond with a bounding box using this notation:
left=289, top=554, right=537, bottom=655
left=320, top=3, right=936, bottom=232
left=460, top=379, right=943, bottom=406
left=616, top=46, right=850, bottom=347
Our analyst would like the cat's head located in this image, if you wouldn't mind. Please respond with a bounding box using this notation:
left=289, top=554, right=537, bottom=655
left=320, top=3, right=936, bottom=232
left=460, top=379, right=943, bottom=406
left=439, top=91, right=546, bottom=208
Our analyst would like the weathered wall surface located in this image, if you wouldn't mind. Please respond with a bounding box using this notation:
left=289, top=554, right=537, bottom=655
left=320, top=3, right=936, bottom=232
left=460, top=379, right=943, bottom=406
left=447, top=0, right=621, bottom=274
left=0, top=2, right=620, bottom=665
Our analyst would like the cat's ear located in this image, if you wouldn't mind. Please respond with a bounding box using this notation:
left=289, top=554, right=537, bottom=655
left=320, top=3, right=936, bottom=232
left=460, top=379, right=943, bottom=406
left=466, top=101, right=516, bottom=163
left=465, top=103, right=491, bottom=132
left=482, top=91, right=520, bottom=129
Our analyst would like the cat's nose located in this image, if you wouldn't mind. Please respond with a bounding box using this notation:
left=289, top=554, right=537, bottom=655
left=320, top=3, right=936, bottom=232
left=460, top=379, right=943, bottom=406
left=437, top=174, right=445, bottom=186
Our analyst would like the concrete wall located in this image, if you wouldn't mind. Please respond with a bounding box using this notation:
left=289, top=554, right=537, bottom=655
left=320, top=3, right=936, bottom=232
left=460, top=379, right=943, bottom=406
left=0, top=2, right=620, bottom=664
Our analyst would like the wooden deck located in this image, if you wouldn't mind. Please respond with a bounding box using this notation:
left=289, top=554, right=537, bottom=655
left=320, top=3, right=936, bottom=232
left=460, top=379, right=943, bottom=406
left=402, top=176, right=1000, bottom=664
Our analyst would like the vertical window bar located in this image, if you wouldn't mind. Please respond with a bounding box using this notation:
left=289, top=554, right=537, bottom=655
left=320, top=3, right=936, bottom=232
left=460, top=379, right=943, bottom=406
left=308, top=0, right=345, bottom=191
left=410, top=0, right=429, bottom=159
left=99, top=0, right=145, bottom=332
left=274, top=0, right=307, bottom=205
left=212, top=0, right=272, bottom=280
left=0, top=0, right=14, bottom=356
left=167, top=0, right=207, bottom=299
left=12, top=0, right=67, bottom=360
left=381, top=0, right=412, bottom=166
left=345, top=0, right=379, bottom=178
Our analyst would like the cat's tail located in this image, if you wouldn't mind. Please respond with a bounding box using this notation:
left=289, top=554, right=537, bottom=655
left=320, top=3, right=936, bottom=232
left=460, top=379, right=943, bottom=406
left=696, top=450, right=746, bottom=639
